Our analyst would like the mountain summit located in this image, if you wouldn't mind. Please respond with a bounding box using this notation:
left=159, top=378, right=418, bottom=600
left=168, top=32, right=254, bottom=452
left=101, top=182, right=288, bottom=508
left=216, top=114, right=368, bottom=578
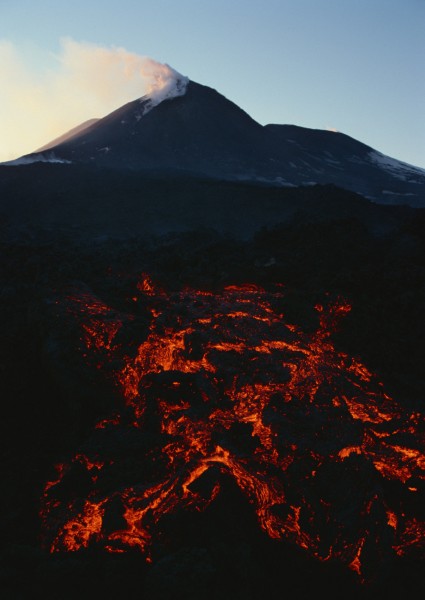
left=7, top=80, right=425, bottom=206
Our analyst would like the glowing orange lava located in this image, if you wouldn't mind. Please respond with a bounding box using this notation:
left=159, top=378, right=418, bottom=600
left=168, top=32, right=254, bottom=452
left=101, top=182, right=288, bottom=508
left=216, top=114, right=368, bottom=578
left=41, top=277, right=425, bottom=581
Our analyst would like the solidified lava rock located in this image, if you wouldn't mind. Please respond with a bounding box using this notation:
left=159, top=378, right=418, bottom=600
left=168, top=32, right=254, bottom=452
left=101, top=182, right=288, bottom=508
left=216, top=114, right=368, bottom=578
left=36, top=278, right=424, bottom=588
left=1, top=214, right=424, bottom=599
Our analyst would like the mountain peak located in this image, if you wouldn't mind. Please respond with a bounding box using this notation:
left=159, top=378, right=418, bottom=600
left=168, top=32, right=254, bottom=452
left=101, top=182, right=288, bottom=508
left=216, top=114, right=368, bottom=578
left=5, top=77, right=425, bottom=206
left=140, top=66, right=189, bottom=115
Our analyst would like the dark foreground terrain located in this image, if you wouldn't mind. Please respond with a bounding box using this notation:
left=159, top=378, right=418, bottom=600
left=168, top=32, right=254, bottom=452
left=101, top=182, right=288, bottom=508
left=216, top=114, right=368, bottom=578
left=0, top=176, right=424, bottom=599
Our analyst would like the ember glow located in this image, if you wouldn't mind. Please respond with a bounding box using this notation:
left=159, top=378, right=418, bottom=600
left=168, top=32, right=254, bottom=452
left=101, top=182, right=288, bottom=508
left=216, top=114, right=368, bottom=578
left=41, top=277, right=425, bottom=581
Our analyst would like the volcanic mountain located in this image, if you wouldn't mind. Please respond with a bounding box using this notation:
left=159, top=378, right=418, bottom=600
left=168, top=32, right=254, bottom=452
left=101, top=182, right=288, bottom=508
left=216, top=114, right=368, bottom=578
left=1, top=76, right=425, bottom=600
left=12, top=80, right=425, bottom=207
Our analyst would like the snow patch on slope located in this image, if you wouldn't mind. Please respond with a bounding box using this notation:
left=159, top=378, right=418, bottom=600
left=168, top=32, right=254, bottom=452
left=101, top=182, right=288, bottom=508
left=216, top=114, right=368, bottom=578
left=368, top=151, right=425, bottom=182
left=0, top=153, right=72, bottom=166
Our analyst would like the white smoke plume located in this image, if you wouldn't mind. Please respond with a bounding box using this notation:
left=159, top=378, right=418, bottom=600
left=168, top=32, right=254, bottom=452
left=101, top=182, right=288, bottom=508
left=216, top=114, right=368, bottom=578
left=0, top=38, right=189, bottom=162
left=140, top=58, right=188, bottom=107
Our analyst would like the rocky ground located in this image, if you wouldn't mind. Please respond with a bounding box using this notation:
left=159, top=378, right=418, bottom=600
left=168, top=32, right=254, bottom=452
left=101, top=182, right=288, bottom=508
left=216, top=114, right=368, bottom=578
left=0, top=184, right=424, bottom=599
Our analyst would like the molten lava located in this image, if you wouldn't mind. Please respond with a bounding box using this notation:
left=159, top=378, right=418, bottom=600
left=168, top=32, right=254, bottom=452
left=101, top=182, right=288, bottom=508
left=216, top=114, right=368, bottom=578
left=41, top=276, right=424, bottom=581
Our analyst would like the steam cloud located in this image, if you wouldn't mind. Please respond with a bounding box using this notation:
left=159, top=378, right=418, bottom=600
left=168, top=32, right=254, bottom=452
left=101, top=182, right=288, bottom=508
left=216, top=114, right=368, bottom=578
left=0, top=38, right=188, bottom=162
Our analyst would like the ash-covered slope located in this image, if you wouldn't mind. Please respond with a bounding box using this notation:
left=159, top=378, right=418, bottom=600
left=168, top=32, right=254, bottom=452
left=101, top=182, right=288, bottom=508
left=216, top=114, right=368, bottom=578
left=13, top=80, right=425, bottom=206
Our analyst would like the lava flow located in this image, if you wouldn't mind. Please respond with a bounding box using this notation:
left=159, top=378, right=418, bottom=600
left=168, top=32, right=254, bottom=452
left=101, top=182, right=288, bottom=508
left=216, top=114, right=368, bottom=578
left=40, top=276, right=424, bottom=582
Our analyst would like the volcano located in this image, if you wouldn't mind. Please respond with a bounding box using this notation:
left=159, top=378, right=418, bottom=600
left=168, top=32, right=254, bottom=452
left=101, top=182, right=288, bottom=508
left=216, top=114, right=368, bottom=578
left=9, top=80, right=425, bottom=207
left=0, top=72, right=424, bottom=600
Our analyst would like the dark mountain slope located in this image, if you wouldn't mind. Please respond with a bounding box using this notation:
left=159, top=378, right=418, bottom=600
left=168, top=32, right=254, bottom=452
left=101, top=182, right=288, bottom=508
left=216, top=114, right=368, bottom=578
left=10, top=80, right=424, bottom=206
left=0, top=163, right=417, bottom=243
left=266, top=123, right=425, bottom=204
left=34, top=82, right=273, bottom=176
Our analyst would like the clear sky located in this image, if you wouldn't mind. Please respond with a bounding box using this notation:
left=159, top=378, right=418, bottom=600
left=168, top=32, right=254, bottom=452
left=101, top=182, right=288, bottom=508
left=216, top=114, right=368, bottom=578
left=1, top=0, right=424, bottom=167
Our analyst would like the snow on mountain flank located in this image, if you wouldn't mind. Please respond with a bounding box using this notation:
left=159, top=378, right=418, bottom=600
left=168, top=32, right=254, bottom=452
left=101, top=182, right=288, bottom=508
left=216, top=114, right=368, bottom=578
left=368, top=150, right=425, bottom=182
left=0, top=153, right=72, bottom=166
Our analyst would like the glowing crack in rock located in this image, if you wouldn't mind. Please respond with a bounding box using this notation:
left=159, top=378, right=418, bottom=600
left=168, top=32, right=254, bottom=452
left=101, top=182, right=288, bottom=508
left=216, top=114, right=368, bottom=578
left=41, top=277, right=425, bottom=581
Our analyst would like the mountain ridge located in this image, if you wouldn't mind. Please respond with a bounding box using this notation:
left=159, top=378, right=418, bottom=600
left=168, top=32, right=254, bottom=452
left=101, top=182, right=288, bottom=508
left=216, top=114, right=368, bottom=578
left=3, top=79, right=425, bottom=206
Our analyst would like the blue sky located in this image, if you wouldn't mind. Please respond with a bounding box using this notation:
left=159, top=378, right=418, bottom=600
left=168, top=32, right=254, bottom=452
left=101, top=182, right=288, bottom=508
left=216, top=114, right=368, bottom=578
left=1, top=0, right=424, bottom=166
